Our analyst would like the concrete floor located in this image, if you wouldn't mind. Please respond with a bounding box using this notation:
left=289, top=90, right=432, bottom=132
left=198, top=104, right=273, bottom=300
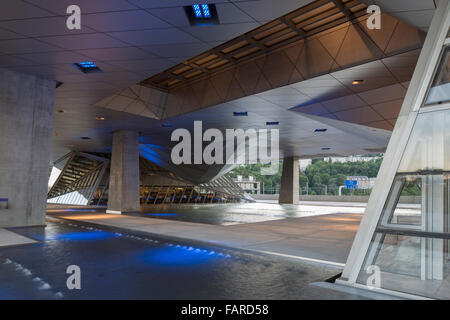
left=49, top=204, right=362, bottom=265
left=0, top=229, right=37, bottom=248
left=0, top=202, right=407, bottom=299
left=0, top=218, right=378, bottom=299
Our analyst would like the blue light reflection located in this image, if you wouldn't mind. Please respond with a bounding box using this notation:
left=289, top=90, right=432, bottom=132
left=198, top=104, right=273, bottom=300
left=43, top=231, right=116, bottom=241
left=144, top=213, right=179, bottom=217
left=140, top=246, right=220, bottom=266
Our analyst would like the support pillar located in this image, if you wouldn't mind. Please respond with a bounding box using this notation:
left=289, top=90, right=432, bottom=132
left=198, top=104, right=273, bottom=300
left=279, top=156, right=299, bottom=204
left=106, top=130, right=140, bottom=214
left=0, top=68, right=55, bottom=227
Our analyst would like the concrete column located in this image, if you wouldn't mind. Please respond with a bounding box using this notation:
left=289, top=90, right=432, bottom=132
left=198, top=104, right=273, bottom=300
left=107, top=130, right=140, bottom=214
left=279, top=156, right=299, bottom=204
left=0, top=68, right=55, bottom=227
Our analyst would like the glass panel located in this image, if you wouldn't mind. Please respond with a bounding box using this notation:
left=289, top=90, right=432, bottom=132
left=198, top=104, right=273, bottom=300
left=398, top=109, right=450, bottom=173
left=357, top=108, right=450, bottom=298
left=380, top=174, right=422, bottom=227
left=425, top=47, right=450, bottom=106
left=378, top=173, right=450, bottom=233
left=357, top=233, right=450, bottom=299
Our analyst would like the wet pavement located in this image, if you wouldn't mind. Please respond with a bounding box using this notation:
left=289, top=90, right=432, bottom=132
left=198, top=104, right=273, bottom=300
left=137, top=202, right=367, bottom=225
left=0, top=217, right=363, bottom=300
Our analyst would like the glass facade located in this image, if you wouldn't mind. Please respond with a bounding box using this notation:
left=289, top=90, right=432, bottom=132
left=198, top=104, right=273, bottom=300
left=356, top=110, right=450, bottom=298
left=425, top=47, right=450, bottom=106
left=356, top=47, right=450, bottom=298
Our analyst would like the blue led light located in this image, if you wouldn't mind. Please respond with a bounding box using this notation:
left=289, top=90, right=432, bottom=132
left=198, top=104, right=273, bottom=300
left=192, top=4, right=202, bottom=18
left=192, top=4, right=212, bottom=19
left=201, top=4, right=211, bottom=18
left=144, top=213, right=178, bottom=217
left=140, top=245, right=225, bottom=266
left=73, top=61, right=102, bottom=74
left=79, top=62, right=96, bottom=66
left=44, top=231, right=116, bottom=241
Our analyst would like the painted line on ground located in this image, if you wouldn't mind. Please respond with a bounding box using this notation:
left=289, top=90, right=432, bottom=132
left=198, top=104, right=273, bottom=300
left=252, top=250, right=345, bottom=267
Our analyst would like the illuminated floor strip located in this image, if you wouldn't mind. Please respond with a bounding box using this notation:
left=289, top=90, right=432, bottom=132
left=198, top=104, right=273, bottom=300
left=252, top=250, right=345, bottom=267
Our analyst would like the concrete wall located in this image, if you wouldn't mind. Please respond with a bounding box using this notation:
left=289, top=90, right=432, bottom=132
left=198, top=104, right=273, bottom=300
left=0, top=68, right=55, bottom=227
left=253, top=194, right=421, bottom=204
left=279, top=157, right=299, bottom=204
left=107, top=130, right=140, bottom=213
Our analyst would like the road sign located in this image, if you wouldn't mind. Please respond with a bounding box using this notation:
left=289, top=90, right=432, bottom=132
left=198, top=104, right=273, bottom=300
left=345, top=180, right=358, bottom=189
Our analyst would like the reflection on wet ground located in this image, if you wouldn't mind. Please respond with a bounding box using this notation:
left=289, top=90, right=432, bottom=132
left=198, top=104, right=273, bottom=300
left=137, top=202, right=366, bottom=225
left=0, top=218, right=356, bottom=300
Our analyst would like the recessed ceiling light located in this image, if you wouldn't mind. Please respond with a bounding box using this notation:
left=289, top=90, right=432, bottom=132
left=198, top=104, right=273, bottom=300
left=80, top=136, right=91, bottom=140
left=315, top=128, right=327, bottom=132
left=233, top=112, right=248, bottom=116
left=184, top=4, right=219, bottom=26
left=352, top=80, right=364, bottom=85
left=57, top=109, right=65, bottom=113
left=73, top=62, right=103, bottom=74
left=321, top=147, right=331, bottom=150
left=161, top=123, right=173, bottom=128
left=266, top=121, right=279, bottom=126
left=96, top=117, right=105, bottom=121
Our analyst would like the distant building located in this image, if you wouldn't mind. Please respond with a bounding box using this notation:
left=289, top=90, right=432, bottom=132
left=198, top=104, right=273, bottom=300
left=325, top=155, right=383, bottom=163
left=346, top=176, right=377, bottom=189
left=233, top=175, right=260, bottom=195
left=299, top=159, right=312, bottom=171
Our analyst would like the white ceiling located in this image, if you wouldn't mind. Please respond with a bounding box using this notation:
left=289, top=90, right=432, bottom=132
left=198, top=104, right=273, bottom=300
left=0, top=0, right=438, bottom=163
left=361, top=0, right=438, bottom=31
left=287, top=49, right=420, bottom=130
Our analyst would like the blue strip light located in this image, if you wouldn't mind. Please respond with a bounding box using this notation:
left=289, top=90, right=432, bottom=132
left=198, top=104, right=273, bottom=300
left=201, top=4, right=211, bottom=18
left=192, top=4, right=211, bottom=18
left=78, top=62, right=96, bottom=67
left=193, top=4, right=202, bottom=18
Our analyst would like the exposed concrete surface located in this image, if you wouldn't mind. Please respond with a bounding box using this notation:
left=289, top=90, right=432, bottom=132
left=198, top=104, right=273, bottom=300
left=0, top=228, right=37, bottom=247
left=0, top=68, right=55, bottom=228
left=254, top=194, right=421, bottom=204
left=50, top=209, right=362, bottom=265
left=107, top=130, right=140, bottom=214
left=257, top=199, right=419, bottom=209
left=279, top=157, right=299, bottom=204
left=310, top=282, right=405, bottom=300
